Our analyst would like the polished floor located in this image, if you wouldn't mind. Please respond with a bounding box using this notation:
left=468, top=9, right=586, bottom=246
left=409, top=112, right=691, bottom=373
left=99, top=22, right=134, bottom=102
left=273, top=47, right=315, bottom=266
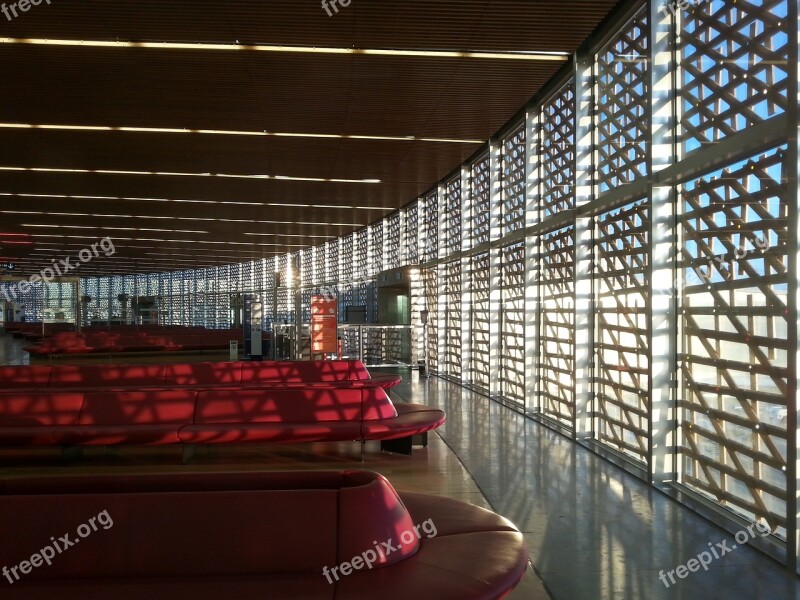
left=392, top=375, right=800, bottom=600
left=2, top=331, right=799, bottom=599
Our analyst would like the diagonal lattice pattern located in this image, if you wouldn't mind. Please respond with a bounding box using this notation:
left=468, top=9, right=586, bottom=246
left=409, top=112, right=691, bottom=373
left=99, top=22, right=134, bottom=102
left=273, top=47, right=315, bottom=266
left=443, top=176, right=462, bottom=255
left=541, top=81, right=576, bottom=217
left=370, top=222, right=384, bottom=275
left=501, top=124, right=526, bottom=236
left=679, top=0, right=788, bottom=154
left=595, top=199, right=650, bottom=463
left=421, top=192, right=439, bottom=263
left=595, top=8, right=649, bottom=193
left=470, top=155, right=491, bottom=247
left=679, top=145, right=788, bottom=535
left=353, top=229, right=369, bottom=281
left=340, top=235, right=353, bottom=282
left=468, top=252, right=491, bottom=392
left=385, top=213, right=401, bottom=271
left=441, top=259, right=462, bottom=378
left=300, top=248, right=313, bottom=287
left=538, top=226, right=576, bottom=426
left=326, top=240, right=339, bottom=283
left=404, top=203, right=419, bottom=265
left=422, top=266, right=439, bottom=371
left=313, top=245, right=325, bottom=286
left=499, top=242, right=526, bottom=409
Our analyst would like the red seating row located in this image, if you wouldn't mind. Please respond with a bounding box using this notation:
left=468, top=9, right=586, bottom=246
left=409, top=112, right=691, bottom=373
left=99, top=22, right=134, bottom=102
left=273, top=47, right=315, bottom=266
left=24, top=329, right=244, bottom=355
left=7, top=322, right=74, bottom=340
left=0, top=386, right=444, bottom=447
left=0, top=360, right=401, bottom=390
left=0, top=470, right=528, bottom=599
left=8, top=324, right=206, bottom=340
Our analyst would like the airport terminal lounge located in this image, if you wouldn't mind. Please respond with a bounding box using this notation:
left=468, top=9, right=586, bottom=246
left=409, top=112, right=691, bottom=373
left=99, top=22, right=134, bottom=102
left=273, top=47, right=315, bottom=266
left=0, top=1, right=798, bottom=598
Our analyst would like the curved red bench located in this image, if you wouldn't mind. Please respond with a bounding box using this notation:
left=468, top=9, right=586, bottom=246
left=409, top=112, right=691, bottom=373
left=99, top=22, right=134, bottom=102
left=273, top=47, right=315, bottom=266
left=0, top=386, right=444, bottom=454
left=0, top=360, right=402, bottom=391
left=24, top=329, right=245, bottom=355
left=0, top=470, right=528, bottom=599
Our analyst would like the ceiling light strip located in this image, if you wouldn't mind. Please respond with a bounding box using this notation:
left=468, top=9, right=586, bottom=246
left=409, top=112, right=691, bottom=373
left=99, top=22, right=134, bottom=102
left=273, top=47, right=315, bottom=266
left=0, top=38, right=569, bottom=62
left=0, top=166, right=380, bottom=184
left=0, top=192, right=392, bottom=211
left=0, top=123, right=482, bottom=145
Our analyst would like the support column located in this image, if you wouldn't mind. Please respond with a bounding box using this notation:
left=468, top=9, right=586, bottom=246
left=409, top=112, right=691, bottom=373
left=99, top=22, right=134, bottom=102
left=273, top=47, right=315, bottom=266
left=525, top=106, right=542, bottom=414
left=488, top=138, right=503, bottom=398
left=461, top=165, right=473, bottom=383
left=649, top=0, right=679, bottom=486
left=573, top=50, right=595, bottom=438
left=787, top=0, right=799, bottom=575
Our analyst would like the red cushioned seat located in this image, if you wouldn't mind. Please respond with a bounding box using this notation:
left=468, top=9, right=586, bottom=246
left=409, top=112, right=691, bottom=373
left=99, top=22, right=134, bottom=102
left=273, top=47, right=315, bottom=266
left=0, top=392, right=83, bottom=445
left=178, top=422, right=363, bottom=444
left=1, top=576, right=336, bottom=600
left=177, top=387, right=382, bottom=444
left=0, top=471, right=525, bottom=600
left=366, top=373, right=403, bottom=389
left=362, top=404, right=446, bottom=441
left=54, top=390, right=197, bottom=446
left=335, top=531, right=527, bottom=600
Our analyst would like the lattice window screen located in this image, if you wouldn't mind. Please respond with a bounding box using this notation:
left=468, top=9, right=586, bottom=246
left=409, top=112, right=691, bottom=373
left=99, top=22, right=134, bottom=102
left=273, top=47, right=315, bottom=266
left=678, top=0, right=788, bottom=154
left=595, top=199, right=650, bottom=463
left=595, top=8, right=649, bottom=193
left=501, top=125, right=526, bottom=236
left=470, top=155, right=491, bottom=247
left=499, top=242, right=525, bottom=409
left=679, top=145, right=788, bottom=536
left=541, top=82, right=576, bottom=218
left=468, top=252, right=491, bottom=392
left=538, top=227, right=576, bottom=427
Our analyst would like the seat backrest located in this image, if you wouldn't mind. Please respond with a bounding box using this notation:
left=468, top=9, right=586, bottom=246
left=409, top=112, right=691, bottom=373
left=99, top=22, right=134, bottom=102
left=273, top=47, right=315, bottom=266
left=0, top=365, right=51, bottom=389
left=78, top=390, right=198, bottom=425
left=0, top=470, right=414, bottom=579
left=360, top=387, right=398, bottom=420
left=193, top=387, right=363, bottom=424
left=164, top=362, right=242, bottom=386
left=240, top=360, right=360, bottom=384
left=0, top=392, right=84, bottom=425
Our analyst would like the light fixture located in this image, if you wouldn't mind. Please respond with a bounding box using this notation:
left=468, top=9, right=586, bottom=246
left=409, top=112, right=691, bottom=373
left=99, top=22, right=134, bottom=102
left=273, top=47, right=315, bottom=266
left=0, top=122, right=483, bottom=145
left=0, top=37, right=569, bottom=62
left=0, top=166, right=380, bottom=184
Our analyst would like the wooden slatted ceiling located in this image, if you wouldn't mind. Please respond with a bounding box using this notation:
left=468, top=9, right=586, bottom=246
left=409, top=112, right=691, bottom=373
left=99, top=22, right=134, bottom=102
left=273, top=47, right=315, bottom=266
left=0, top=0, right=620, bottom=275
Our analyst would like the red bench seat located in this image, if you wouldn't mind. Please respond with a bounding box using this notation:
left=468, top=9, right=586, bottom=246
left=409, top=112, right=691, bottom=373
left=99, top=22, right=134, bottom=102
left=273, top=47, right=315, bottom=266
left=0, top=470, right=527, bottom=599
left=23, top=329, right=245, bottom=355
left=0, top=386, right=442, bottom=451
left=0, top=360, right=401, bottom=390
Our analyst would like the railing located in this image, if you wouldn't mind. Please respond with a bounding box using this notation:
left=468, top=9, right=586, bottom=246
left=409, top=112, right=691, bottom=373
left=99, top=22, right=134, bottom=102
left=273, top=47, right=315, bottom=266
left=270, top=323, right=413, bottom=367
